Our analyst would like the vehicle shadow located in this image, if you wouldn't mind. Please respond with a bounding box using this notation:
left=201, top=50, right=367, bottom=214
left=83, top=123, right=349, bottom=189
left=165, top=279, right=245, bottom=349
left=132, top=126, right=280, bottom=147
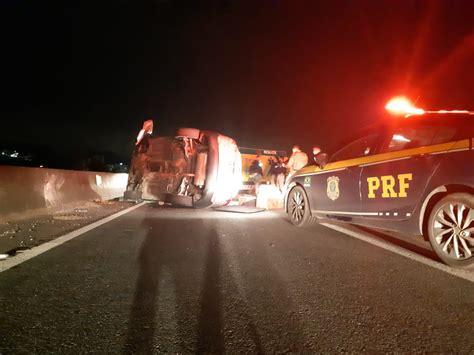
left=122, top=216, right=225, bottom=353
left=224, top=218, right=307, bottom=351
left=195, top=222, right=224, bottom=353
left=278, top=209, right=442, bottom=263
left=122, top=214, right=263, bottom=353
left=352, top=225, right=442, bottom=263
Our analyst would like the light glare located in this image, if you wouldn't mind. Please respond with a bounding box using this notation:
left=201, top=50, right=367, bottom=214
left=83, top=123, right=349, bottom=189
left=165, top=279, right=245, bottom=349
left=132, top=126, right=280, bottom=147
left=385, top=97, right=425, bottom=116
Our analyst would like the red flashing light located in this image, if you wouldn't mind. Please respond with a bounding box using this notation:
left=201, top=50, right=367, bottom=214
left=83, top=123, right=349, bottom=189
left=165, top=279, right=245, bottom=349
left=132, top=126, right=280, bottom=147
left=385, top=96, right=425, bottom=116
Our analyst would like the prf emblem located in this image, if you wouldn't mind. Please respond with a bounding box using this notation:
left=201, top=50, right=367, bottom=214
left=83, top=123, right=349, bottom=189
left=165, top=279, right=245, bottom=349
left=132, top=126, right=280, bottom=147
left=304, top=176, right=311, bottom=187
left=327, top=176, right=340, bottom=201
left=367, top=173, right=412, bottom=198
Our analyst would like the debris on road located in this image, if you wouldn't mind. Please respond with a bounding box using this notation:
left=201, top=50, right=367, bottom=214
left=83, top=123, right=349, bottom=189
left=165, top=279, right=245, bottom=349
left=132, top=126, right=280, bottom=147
left=0, top=200, right=135, bottom=255
left=0, top=227, right=21, bottom=238
left=214, top=206, right=266, bottom=214
left=53, top=214, right=87, bottom=221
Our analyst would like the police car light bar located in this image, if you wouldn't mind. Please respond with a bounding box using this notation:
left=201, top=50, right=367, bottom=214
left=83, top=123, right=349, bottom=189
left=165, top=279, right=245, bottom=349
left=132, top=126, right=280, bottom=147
left=385, top=97, right=425, bottom=116
left=424, top=110, right=473, bottom=114
left=386, top=97, right=474, bottom=117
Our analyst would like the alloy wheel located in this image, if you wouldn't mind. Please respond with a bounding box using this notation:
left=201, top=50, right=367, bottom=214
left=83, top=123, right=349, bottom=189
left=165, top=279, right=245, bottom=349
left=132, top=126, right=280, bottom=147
left=431, top=202, right=473, bottom=260
left=289, top=189, right=306, bottom=222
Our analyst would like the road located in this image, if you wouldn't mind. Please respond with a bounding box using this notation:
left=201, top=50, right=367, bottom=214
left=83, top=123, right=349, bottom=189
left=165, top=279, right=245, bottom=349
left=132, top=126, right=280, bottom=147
left=1, top=203, right=473, bottom=353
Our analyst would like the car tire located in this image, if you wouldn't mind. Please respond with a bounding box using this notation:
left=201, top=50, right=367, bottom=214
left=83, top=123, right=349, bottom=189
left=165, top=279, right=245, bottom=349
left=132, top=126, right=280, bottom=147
left=427, top=192, right=474, bottom=269
left=287, top=185, right=317, bottom=227
left=175, top=128, right=201, bottom=140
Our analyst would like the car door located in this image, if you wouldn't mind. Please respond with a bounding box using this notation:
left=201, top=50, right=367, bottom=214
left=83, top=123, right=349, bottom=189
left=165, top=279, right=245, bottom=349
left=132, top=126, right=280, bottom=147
left=309, top=131, right=381, bottom=218
left=359, top=118, right=459, bottom=220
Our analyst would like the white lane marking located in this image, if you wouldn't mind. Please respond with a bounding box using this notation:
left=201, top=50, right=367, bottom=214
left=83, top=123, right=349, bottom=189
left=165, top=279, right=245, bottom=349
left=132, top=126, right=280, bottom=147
left=321, top=223, right=474, bottom=283
left=0, top=202, right=147, bottom=273
left=313, top=210, right=380, bottom=216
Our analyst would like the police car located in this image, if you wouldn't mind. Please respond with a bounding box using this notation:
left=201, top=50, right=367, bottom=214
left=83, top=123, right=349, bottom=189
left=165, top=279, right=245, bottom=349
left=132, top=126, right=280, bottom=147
left=285, top=98, right=473, bottom=268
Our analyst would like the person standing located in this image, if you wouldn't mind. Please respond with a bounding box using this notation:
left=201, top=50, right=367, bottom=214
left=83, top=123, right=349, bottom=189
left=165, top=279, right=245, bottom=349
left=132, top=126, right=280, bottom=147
left=286, top=145, right=308, bottom=183
left=248, top=156, right=263, bottom=195
left=274, top=156, right=286, bottom=193
left=312, top=146, right=321, bottom=163
left=268, top=157, right=278, bottom=186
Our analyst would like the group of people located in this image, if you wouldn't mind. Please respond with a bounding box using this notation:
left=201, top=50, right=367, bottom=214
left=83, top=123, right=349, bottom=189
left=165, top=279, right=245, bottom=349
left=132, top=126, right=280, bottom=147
left=248, top=145, right=322, bottom=195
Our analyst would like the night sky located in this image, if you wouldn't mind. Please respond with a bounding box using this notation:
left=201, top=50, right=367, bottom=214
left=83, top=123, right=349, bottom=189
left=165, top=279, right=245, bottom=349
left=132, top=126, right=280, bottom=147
left=2, top=0, right=474, bottom=166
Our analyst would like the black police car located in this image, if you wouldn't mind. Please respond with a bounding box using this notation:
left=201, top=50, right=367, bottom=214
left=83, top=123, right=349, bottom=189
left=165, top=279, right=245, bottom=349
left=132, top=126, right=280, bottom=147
left=285, top=112, right=473, bottom=268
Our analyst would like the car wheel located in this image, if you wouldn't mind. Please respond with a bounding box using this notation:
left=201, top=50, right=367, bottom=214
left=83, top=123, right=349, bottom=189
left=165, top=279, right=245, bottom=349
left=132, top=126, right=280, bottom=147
left=427, top=193, right=474, bottom=268
left=175, top=128, right=201, bottom=140
left=287, top=185, right=316, bottom=227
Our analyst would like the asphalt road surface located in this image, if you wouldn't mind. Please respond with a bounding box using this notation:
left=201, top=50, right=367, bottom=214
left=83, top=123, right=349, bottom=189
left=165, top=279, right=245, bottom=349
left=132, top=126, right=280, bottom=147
left=1, top=204, right=473, bottom=353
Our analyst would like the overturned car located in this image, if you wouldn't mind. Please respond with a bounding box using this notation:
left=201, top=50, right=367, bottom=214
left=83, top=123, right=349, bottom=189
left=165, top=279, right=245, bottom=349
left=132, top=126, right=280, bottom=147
left=124, top=122, right=242, bottom=208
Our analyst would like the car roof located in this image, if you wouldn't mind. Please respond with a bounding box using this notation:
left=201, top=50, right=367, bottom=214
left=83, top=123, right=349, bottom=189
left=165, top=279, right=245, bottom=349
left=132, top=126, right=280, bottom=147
left=330, top=112, right=472, bottom=153
left=405, top=112, right=473, bottom=120
left=380, top=112, right=473, bottom=129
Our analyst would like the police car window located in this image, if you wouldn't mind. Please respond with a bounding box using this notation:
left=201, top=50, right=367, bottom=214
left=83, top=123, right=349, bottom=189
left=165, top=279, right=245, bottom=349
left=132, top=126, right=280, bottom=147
left=330, top=133, right=378, bottom=162
left=383, top=125, right=457, bottom=153
left=432, top=126, right=457, bottom=144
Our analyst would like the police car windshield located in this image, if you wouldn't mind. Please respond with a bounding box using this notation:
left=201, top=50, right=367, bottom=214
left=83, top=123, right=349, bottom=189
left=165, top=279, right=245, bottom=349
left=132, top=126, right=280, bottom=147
left=328, top=122, right=384, bottom=162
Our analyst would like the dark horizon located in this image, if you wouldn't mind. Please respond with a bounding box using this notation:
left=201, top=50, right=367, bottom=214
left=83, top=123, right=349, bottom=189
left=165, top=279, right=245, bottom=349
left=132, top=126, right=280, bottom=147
left=2, top=0, right=473, bottom=167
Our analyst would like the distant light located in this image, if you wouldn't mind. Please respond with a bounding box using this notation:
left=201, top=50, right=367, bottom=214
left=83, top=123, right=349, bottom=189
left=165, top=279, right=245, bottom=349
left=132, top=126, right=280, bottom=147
left=119, top=162, right=123, bottom=166
left=385, top=96, right=425, bottom=116
left=10, top=152, right=19, bottom=158
left=39, top=165, right=44, bottom=168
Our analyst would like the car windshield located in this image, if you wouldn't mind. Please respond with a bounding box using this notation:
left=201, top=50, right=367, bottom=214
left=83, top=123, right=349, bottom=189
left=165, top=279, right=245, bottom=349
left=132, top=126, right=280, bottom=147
left=330, top=132, right=379, bottom=162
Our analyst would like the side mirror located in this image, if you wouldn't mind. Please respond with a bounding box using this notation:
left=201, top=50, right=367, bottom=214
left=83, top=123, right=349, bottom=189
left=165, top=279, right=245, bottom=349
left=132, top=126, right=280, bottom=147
left=314, top=153, right=329, bottom=169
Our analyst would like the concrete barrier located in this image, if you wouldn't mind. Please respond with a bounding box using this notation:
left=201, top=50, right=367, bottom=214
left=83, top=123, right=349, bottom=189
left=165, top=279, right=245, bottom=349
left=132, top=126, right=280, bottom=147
left=256, top=184, right=284, bottom=209
left=0, top=166, right=128, bottom=220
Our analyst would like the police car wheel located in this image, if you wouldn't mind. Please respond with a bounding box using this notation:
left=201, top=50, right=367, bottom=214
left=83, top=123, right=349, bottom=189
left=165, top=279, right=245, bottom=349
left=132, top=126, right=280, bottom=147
left=287, top=186, right=315, bottom=227
left=427, top=193, right=474, bottom=269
